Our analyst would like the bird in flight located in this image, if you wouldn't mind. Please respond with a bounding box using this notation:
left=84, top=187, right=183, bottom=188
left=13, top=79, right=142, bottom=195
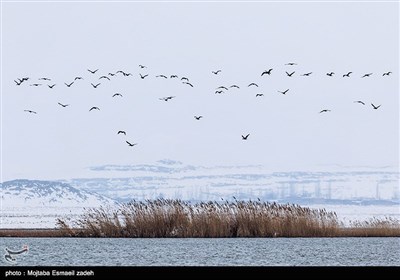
left=371, top=103, right=381, bottom=110
left=112, top=93, right=123, bottom=97
left=30, top=84, right=42, bottom=87
left=24, top=110, right=37, bottom=114
left=286, top=71, right=295, bottom=77
left=91, top=83, right=101, bottom=88
left=217, top=86, right=229, bottom=91
left=382, top=71, right=392, bottom=76
left=212, top=70, right=222, bottom=75
left=117, top=131, right=126, bottom=135
left=89, top=106, right=100, bottom=111
left=170, top=75, right=178, bottom=78
left=39, top=77, right=51, bottom=81
left=230, top=85, right=240, bottom=89
left=74, top=76, right=83, bottom=80
left=58, top=102, right=69, bottom=107
left=255, top=93, right=264, bottom=97
left=126, top=141, right=138, bottom=147
left=215, top=90, right=224, bottom=94
left=285, top=62, right=297, bottom=66
left=87, top=69, right=99, bottom=74
left=343, top=72, right=352, bottom=77
left=183, top=81, right=193, bottom=87
left=99, top=76, right=110, bottom=80
left=181, top=77, right=189, bottom=81
left=319, top=109, right=331, bottom=113
left=14, top=80, right=23, bottom=86
left=159, top=96, right=175, bottom=101
left=156, top=75, right=168, bottom=79
left=108, top=72, right=116, bottom=76
left=326, top=72, right=335, bottom=76
left=278, top=89, right=289, bottom=95
left=64, top=82, right=74, bottom=87
left=139, top=65, right=147, bottom=69
left=140, top=74, right=148, bottom=79
left=123, top=72, right=132, bottom=76
left=47, top=84, right=56, bottom=88
left=354, top=101, right=365, bottom=105
left=242, top=134, right=250, bottom=140
left=302, top=72, right=312, bottom=76
left=248, top=83, right=258, bottom=87
left=194, top=116, right=203, bottom=120
left=261, top=69, right=273, bottom=76
left=361, top=73, right=372, bottom=78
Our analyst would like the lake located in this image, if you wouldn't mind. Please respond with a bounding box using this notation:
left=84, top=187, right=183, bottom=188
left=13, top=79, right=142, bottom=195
left=1, top=238, right=399, bottom=266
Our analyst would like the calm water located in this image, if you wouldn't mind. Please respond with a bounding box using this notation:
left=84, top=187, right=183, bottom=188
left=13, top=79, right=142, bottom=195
left=1, top=238, right=399, bottom=266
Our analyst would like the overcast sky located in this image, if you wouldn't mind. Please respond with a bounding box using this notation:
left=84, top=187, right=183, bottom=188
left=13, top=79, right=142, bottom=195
left=1, top=1, right=399, bottom=181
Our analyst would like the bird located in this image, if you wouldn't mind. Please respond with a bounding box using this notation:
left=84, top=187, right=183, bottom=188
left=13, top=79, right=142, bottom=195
left=91, top=83, right=101, bottom=88
left=30, top=84, right=42, bottom=86
left=285, top=62, right=297, bottom=65
left=64, top=82, right=74, bottom=87
left=343, top=72, right=352, bottom=77
left=89, top=106, right=100, bottom=111
left=126, top=141, right=138, bottom=147
left=156, top=75, right=168, bottom=79
left=117, top=131, right=126, bottom=135
left=99, top=76, right=110, bottom=80
left=230, top=85, right=240, bottom=89
left=215, top=90, right=224, bottom=94
left=112, top=93, right=123, bottom=97
left=74, top=77, right=83, bottom=80
left=371, top=103, right=381, bottom=110
left=24, top=110, right=37, bottom=114
left=319, top=109, right=331, bottom=113
left=87, top=69, right=99, bottom=74
left=181, top=77, right=189, bottom=81
left=183, top=81, right=193, bottom=87
left=116, top=70, right=126, bottom=75
left=58, top=102, right=69, bottom=107
left=242, top=134, right=250, bottom=140
left=194, top=116, right=203, bottom=120
left=139, top=65, right=147, bottom=69
left=39, top=77, right=51, bottom=81
left=383, top=71, right=392, bottom=76
left=47, top=84, right=56, bottom=88
left=302, top=72, right=312, bottom=76
left=122, top=72, right=132, bottom=76
left=326, top=72, right=335, bottom=76
left=261, top=69, right=273, bottom=76
left=354, top=101, right=365, bottom=105
left=278, top=89, right=289, bottom=95
left=139, top=74, right=148, bottom=79
left=108, top=73, right=116, bottom=76
left=14, top=80, right=22, bottom=86
left=217, top=86, right=229, bottom=90
left=255, top=93, right=264, bottom=97
left=170, top=75, right=178, bottom=78
left=248, top=83, right=258, bottom=87
left=159, top=96, right=175, bottom=101
left=212, top=70, right=222, bottom=75
left=361, top=73, right=372, bottom=78
left=286, top=71, right=295, bottom=77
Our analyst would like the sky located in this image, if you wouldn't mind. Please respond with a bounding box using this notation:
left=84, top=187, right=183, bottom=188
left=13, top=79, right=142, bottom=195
left=1, top=1, right=399, bottom=181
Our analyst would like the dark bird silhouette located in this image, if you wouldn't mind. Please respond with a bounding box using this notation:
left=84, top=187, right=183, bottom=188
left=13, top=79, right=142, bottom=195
left=362, top=73, right=373, bottom=78
left=117, top=131, right=126, bottom=135
left=354, top=101, right=365, bottom=105
left=285, top=62, right=297, bottom=65
left=230, top=85, right=240, bottom=89
left=343, top=72, right=352, bottom=77
left=64, top=82, right=74, bottom=87
left=248, top=83, right=258, bottom=87
left=74, top=76, right=83, bottom=80
left=242, top=134, right=250, bottom=140
left=194, top=116, right=203, bottom=120
left=256, top=93, right=264, bottom=97
left=212, top=70, right=222, bottom=75
left=170, top=75, right=178, bottom=78
left=108, top=73, right=116, bottom=76
left=89, top=106, right=100, bottom=111
left=215, top=90, right=224, bottom=94
left=181, top=77, right=189, bottom=81
left=139, top=74, right=148, bottom=79
left=156, top=75, right=168, bottom=79
left=123, top=72, right=132, bottom=76
left=139, top=65, right=147, bottom=69
left=278, top=89, right=289, bottom=95
left=159, top=96, right=175, bottom=101
left=39, top=77, right=51, bottom=81
left=58, top=102, right=69, bottom=107
left=99, top=76, right=110, bottom=80
left=183, top=81, right=193, bottom=87
left=87, top=69, right=99, bottom=74
left=30, top=84, right=42, bottom=87
left=286, top=71, right=295, bottom=77
left=21, top=77, right=29, bottom=82
left=47, top=84, right=56, bottom=88
left=14, top=80, right=22, bottom=86
left=91, top=83, right=101, bottom=88
left=326, top=72, right=335, bottom=76
left=116, top=70, right=126, bottom=75
left=24, top=110, right=37, bottom=114
left=319, top=109, right=331, bottom=113
left=112, top=93, right=123, bottom=97
left=217, top=86, right=228, bottom=90
left=302, top=72, right=312, bottom=76
left=261, top=69, right=273, bottom=76
left=383, top=71, right=392, bottom=76
left=371, top=103, right=381, bottom=110
left=126, top=141, right=138, bottom=147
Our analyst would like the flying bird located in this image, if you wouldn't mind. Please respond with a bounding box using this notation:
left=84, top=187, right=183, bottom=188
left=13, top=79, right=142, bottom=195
left=343, top=72, right=352, bottom=77
left=354, top=101, right=365, bottom=105
left=319, top=109, right=331, bottom=113
left=117, top=131, right=126, bottom=135
left=108, top=73, right=116, bottom=76
left=156, top=75, right=168, bottom=79
left=302, top=72, right=312, bottom=76
left=139, top=65, right=147, bottom=69
left=139, top=74, right=148, bottom=79
left=230, top=85, right=240, bottom=89
left=123, top=72, right=132, bottom=76
left=126, top=141, right=138, bottom=147
left=30, top=84, right=42, bottom=87
left=183, top=81, right=193, bottom=87
left=261, top=69, right=273, bottom=76
left=14, top=80, right=22, bottom=86
left=278, top=89, right=289, bottom=95
left=248, top=83, right=258, bottom=87
left=64, top=82, right=74, bottom=87
left=215, top=90, right=224, bottom=94
left=194, top=116, right=203, bottom=120
left=89, top=106, right=100, bottom=111
left=24, top=110, right=37, bottom=114
left=181, top=77, right=189, bottom=81
left=326, top=72, right=335, bottom=76
left=74, top=76, right=83, bottom=80
left=39, top=77, right=51, bottom=81
left=47, top=84, right=56, bottom=88
left=112, top=93, right=123, bottom=97
left=286, top=71, right=295, bottom=77
left=383, top=71, right=392, bottom=76
left=212, top=70, right=222, bottom=75
left=159, top=96, right=175, bottom=101
left=217, top=86, right=229, bottom=90
left=170, top=75, right=178, bottom=78
left=99, top=76, right=110, bottom=80
left=87, top=69, right=99, bottom=74
left=242, top=134, right=250, bottom=140
left=255, top=93, right=264, bottom=97
left=58, top=102, right=69, bottom=107
left=91, top=83, right=101, bottom=88
left=285, top=63, right=297, bottom=65
left=361, top=73, right=373, bottom=78
left=371, top=103, right=381, bottom=110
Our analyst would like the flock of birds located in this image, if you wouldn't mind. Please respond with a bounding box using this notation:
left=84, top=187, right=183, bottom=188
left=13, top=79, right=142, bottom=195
left=15, top=62, right=391, bottom=147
